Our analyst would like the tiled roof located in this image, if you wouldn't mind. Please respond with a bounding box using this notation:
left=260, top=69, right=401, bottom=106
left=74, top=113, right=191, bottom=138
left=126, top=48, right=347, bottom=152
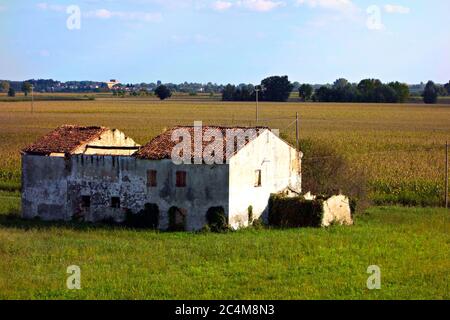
left=22, top=125, right=107, bottom=155
left=136, top=126, right=269, bottom=161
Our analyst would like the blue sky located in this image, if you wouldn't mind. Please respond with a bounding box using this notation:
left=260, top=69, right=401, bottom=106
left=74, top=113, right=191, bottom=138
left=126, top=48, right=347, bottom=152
left=0, top=0, right=449, bottom=84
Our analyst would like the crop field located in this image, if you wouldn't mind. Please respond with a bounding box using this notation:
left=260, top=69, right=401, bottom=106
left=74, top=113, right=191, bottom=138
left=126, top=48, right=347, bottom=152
left=0, top=98, right=449, bottom=205
left=0, top=98, right=449, bottom=300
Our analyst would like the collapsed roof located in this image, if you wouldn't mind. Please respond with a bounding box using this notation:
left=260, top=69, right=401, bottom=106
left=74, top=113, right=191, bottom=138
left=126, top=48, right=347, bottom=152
left=22, top=125, right=108, bottom=155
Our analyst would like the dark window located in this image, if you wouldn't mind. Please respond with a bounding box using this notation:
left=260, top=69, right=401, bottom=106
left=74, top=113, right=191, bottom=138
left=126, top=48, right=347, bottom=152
left=111, top=197, right=121, bottom=208
left=255, top=170, right=262, bottom=187
left=147, top=170, right=157, bottom=187
left=81, top=196, right=91, bottom=208
left=176, top=171, right=187, bottom=187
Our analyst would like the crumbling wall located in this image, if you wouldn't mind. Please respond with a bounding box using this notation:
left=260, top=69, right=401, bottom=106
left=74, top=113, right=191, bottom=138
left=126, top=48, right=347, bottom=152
left=322, top=195, right=353, bottom=227
left=23, top=154, right=230, bottom=231
left=74, top=129, right=140, bottom=156
left=21, top=154, right=69, bottom=220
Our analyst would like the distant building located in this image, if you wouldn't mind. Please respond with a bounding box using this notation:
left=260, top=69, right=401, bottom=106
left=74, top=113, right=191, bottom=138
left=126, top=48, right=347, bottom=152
left=106, top=79, right=120, bottom=89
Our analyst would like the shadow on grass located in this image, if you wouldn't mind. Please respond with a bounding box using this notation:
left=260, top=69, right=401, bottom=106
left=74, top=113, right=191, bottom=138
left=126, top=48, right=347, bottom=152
left=0, top=210, right=141, bottom=232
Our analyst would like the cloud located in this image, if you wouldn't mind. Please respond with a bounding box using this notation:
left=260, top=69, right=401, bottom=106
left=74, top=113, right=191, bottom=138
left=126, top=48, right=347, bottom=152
left=384, top=4, right=410, bottom=14
left=295, top=0, right=356, bottom=12
left=0, top=5, right=6, bottom=12
left=36, top=2, right=65, bottom=12
left=85, top=9, right=163, bottom=22
left=212, top=1, right=233, bottom=11
left=238, top=0, right=285, bottom=12
left=212, top=0, right=284, bottom=12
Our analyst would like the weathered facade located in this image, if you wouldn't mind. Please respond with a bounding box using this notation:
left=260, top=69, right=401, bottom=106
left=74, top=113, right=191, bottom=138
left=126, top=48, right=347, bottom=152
left=22, top=125, right=302, bottom=231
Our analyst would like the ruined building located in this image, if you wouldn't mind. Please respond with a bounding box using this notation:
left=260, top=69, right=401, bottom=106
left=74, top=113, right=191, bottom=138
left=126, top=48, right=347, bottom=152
left=21, top=125, right=302, bottom=231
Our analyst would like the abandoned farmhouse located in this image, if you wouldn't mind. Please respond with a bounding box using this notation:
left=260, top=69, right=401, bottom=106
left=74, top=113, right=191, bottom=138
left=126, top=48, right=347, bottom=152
left=21, top=125, right=302, bottom=231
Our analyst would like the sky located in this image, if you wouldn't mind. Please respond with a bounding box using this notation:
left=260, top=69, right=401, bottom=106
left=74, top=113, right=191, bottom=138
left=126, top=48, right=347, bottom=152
left=0, top=0, right=449, bottom=84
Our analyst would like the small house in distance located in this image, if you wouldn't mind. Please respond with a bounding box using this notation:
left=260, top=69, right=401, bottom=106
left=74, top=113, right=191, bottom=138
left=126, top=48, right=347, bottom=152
left=21, top=125, right=302, bottom=230
left=106, top=79, right=120, bottom=89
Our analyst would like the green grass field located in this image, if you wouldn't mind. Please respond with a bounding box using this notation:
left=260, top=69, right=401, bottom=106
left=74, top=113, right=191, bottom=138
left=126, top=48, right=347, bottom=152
left=0, top=195, right=448, bottom=300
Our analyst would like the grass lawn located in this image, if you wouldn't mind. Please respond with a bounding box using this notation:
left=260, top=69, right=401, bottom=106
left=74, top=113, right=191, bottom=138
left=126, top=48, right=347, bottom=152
left=0, top=194, right=448, bottom=300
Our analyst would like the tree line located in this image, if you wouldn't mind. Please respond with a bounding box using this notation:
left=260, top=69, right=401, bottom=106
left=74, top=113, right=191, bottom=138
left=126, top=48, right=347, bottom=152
left=2, top=77, right=449, bottom=104
left=221, top=77, right=450, bottom=104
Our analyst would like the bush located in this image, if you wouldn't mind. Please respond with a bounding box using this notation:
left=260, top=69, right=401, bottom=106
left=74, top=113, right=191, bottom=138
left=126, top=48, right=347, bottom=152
left=247, top=205, right=253, bottom=224
left=299, top=139, right=369, bottom=213
left=268, top=194, right=324, bottom=228
left=206, top=206, right=228, bottom=232
left=125, top=203, right=159, bottom=229
left=154, top=85, right=172, bottom=100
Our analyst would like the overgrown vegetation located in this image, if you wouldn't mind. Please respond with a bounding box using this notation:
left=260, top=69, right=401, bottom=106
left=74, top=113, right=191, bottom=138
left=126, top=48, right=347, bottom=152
left=205, top=206, right=228, bottom=232
left=268, top=194, right=324, bottom=228
left=299, top=139, right=369, bottom=212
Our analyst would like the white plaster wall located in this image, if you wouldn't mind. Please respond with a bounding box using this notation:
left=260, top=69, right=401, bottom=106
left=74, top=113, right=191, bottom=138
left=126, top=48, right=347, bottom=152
left=73, top=129, right=140, bottom=156
left=228, top=130, right=302, bottom=229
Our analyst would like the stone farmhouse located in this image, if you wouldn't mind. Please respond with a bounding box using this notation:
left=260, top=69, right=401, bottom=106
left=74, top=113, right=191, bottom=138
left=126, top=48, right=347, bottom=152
left=21, top=125, right=302, bottom=231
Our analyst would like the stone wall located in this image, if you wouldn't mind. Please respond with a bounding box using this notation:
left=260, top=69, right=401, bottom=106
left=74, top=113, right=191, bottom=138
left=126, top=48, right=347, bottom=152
left=22, top=154, right=230, bottom=231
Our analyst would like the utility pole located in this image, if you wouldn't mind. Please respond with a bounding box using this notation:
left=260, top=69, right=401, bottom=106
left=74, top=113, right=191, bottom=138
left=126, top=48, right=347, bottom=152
left=255, top=87, right=260, bottom=123
left=296, top=112, right=299, bottom=152
left=446, top=141, right=449, bottom=209
left=31, top=85, right=34, bottom=114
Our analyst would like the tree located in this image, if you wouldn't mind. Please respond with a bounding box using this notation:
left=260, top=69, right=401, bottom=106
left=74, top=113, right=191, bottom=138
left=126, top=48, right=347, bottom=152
left=314, top=86, right=333, bottom=102
left=222, top=84, right=236, bottom=101
left=373, top=85, right=398, bottom=103
left=260, top=75, right=293, bottom=102
left=333, top=78, right=350, bottom=90
left=357, top=79, right=382, bottom=102
left=298, top=84, right=313, bottom=101
left=154, top=85, right=172, bottom=100
left=331, top=78, right=357, bottom=102
left=22, top=82, right=32, bottom=96
left=388, top=82, right=409, bottom=103
left=444, top=81, right=450, bottom=95
left=1, top=81, right=10, bottom=93
left=436, top=85, right=447, bottom=97
left=423, top=81, right=438, bottom=104
left=7, top=87, right=15, bottom=97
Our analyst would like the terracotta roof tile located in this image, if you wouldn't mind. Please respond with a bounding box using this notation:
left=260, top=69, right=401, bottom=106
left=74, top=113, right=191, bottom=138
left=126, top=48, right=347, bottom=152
left=136, top=126, right=269, bottom=161
left=22, top=125, right=107, bottom=155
